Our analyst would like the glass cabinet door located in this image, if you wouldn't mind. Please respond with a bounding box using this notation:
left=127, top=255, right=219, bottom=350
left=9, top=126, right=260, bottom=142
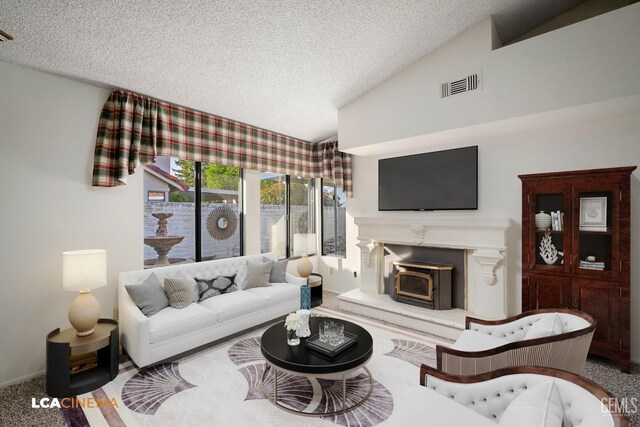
left=573, top=187, right=618, bottom=279
left=525, top=183, right=572, bottom=273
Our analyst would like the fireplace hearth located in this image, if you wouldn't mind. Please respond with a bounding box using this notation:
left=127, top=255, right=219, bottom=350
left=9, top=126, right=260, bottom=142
left=391, top=260, right=453, bottom=310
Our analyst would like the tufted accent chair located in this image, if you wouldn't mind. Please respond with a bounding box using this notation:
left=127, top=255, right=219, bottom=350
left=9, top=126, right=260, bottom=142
left=420, top=365, right=628, bottom=426
left=437, top=309, right=596, bottom=376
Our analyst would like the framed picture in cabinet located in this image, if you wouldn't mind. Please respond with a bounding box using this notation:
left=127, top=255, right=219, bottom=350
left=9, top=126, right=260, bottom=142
left=579, top=197, right=607, bottom=231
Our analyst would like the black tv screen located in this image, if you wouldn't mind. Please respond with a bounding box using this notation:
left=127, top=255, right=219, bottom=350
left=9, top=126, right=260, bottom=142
left=378, top=146, right=478, bottom=211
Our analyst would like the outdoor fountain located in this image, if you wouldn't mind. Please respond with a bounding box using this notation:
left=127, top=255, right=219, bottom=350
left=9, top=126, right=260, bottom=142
left=144, top=213, right=185, bottom=267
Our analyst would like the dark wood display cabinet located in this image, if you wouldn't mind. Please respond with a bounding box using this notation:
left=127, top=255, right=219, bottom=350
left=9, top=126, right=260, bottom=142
left=519, top=166, right=635, bottom=373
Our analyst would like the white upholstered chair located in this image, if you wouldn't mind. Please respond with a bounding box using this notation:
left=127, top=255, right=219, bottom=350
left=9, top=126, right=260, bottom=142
left=437, top=309, right=596, bottom=375
left=419, top=364, right=628, bottom=427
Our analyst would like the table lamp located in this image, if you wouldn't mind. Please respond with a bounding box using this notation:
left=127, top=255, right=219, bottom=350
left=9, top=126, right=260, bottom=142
left=293, top=233, right=316, bottom=278
left=62, top=249, right=107, bottom=336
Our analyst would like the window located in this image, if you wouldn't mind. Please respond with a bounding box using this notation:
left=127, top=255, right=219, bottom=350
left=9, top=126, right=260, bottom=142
left=290, top=176, right=316, bottom=257
left=260, top=173, right=315, bottom=259
left=322, top=179, right=346, bottom=257
left=201, top=162, right=241, bottom=261
left=143, top=157, right=242, bottom=268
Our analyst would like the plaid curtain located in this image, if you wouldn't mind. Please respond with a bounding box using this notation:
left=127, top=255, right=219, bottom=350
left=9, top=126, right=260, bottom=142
left=92, top=90, right=353, bottom=196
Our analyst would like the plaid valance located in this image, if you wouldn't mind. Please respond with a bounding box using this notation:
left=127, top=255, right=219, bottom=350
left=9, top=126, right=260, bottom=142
left=92, top=90, right=352, bottom=196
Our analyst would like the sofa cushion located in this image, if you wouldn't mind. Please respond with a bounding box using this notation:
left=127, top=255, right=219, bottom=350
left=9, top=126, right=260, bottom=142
left=450, top=330, right=511, bottom=351
left=244, top=259, right=274, bottom=289
left=499, top=381, right=563, bottom=427
left=245, top=282, right=300, bottom=305
left=125, top=273, right=169, bottom=317
left=149, top=303, right=218, bottom=344
left=394, top=385, right=496, bottom=427
left=524, top=313, right=564, bottom=340
left=198, top=291, right=266, bottom=322
left=195, top=275, right=238, bottom=302
left=267, top=257, right=289, bottom=283
left=164, top=276, right=198, bottom=309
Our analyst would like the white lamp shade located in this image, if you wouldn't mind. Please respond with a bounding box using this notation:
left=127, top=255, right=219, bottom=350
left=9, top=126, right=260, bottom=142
left=62, top=249, right=107, bottom=292
left=293, top=233, right=316, bottom=256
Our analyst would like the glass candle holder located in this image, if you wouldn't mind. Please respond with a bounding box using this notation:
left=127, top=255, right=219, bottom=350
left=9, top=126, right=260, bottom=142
left=287, top=328, right=300, bottom=346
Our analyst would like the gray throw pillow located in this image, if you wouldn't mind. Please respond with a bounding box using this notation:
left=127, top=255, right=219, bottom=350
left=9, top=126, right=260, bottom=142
left=265, top=257, right=288, bottom=283
left=245, top=259, right=274, bottom=289
left=125, top=273, right=169, bottom=317
left=195, top=275, right=238, bottom=302
left=164, top=276, right=198, bottom=309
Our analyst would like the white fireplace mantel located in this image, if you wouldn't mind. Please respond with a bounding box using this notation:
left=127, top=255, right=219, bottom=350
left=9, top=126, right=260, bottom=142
left=354, top=216, right=511, bottom=318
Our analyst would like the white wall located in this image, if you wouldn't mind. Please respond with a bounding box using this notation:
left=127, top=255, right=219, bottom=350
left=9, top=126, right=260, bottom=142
left=0, top=60, right=144, bottom=386
left=338, top=4, right=640, bottom=153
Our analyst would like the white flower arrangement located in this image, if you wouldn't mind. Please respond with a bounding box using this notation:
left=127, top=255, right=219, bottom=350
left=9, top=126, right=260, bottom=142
left=284, top=312, right=303, bottom=331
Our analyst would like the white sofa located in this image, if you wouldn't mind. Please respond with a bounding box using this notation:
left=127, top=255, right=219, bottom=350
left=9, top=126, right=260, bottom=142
left=437, top=309, right=596, bottom=375
left=393, top=365, right=628, bottom=427
left=118, top=252, right=305, bottom=369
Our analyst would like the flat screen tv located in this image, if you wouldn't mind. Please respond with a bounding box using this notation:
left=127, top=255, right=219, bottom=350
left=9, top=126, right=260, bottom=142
left=378, top=146, right=478, bottom=211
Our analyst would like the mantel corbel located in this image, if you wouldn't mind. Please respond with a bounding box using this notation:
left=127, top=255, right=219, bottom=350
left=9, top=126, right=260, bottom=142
left=471, top=249, right=504, bottom=285
left=356, top=237, right=378, bottom=268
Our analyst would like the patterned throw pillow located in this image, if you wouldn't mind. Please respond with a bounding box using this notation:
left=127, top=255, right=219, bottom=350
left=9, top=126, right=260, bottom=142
left=164, top=276, right=198, bottom=309
left=195, top=275, right=238, bottom=302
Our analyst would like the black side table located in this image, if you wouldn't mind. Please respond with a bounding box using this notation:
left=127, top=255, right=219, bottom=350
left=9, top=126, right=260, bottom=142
left=309, top=273, right=323, bottom=308
left=46, top=319, right=118, bottom=397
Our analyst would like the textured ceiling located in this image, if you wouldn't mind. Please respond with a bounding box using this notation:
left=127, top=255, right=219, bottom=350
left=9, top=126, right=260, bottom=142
left=0, top=0, right=585, bottom=142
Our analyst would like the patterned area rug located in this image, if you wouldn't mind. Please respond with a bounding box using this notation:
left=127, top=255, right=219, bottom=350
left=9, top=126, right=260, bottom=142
left=73, top=308, right=445, bottom=426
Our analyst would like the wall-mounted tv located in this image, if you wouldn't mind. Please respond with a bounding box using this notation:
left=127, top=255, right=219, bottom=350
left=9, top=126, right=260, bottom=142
left=378, top=146, right=478, bottom=211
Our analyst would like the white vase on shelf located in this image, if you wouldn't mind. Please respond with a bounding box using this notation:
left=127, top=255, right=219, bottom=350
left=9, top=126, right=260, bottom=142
left=535, top=211, right=552, bottom=230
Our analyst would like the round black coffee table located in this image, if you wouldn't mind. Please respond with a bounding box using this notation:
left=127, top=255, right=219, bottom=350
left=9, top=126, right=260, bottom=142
left=260, top=316, right=374, bottom=416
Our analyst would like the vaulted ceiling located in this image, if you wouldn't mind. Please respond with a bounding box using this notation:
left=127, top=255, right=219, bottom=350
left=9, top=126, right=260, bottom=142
left=0, top=0, right=585, bottom=142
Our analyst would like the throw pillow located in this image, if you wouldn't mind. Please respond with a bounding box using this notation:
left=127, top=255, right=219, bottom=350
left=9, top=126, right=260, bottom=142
left=164, top=276, right=198, bottom=309
left=524, top=313, right=565, bottom=340
left=125, top=273, right=169, bottom=317
left=245, top=259, right=274, bottom=289
left=266, top=257, right=289, bottom=283
left=175, top=270, right=197, bottom=293
left=499, top=381, right=563, bottom=427
left=195, top=275, right=237, bottom=302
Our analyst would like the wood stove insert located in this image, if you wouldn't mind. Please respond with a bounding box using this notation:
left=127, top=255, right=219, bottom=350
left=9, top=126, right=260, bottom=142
left=391, top=260, right=453, bottom=310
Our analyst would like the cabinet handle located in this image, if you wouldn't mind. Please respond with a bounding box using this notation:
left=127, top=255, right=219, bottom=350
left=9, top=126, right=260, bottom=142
left=572, top=296, right=578, bottom=308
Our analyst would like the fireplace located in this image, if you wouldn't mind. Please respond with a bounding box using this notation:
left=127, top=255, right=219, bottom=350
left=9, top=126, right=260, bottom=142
left=353, top=216, right=510, bottom=319
left=391, top=260, right=452, bottom=310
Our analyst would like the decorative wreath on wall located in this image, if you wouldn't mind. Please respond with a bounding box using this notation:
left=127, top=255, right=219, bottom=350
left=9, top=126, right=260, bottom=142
left=207, top=205, right=238, bottom=240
